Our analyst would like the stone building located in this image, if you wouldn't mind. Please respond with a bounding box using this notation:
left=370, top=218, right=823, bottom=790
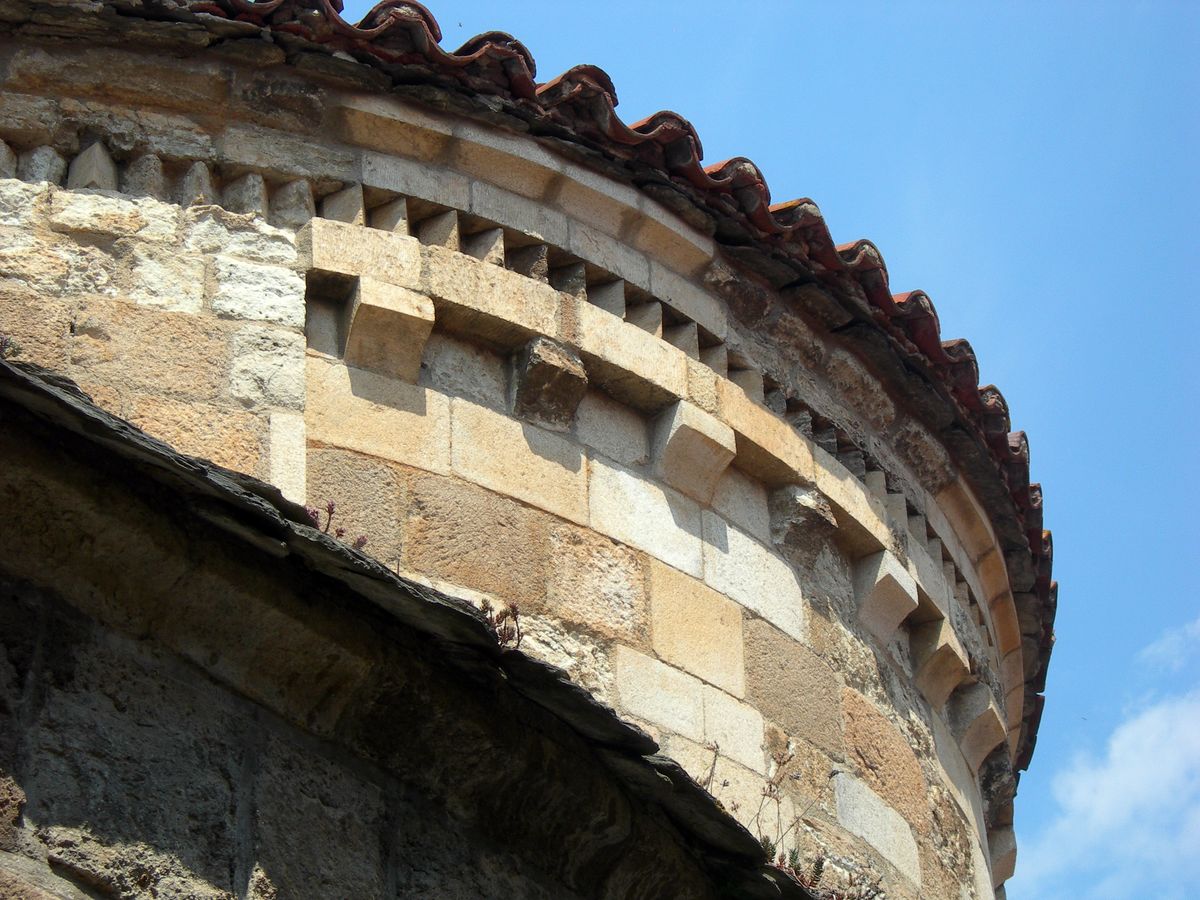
left=0, top=1, right=1056, bottom=897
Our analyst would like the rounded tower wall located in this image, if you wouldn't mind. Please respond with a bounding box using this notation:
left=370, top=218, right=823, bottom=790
left=0, top=24, right=1048, bottom=899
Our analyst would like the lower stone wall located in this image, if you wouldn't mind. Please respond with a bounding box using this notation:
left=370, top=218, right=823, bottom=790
left=0, top=577, right=586, bottom=900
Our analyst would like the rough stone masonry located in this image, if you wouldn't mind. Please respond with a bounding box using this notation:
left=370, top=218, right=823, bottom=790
left=0, top=1, right=1055, bottom=897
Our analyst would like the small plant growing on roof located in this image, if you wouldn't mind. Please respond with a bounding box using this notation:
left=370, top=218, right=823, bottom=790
left=305, top=499, right=368, bottom=550
left=479, top=597, right=522, bottom=650
left=0, top=333, right=21, bottom=360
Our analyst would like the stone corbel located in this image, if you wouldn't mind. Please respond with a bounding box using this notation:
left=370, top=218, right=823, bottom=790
left=510, top=337, right=588, bottom=432
left=948, top=681, right=1008, bottom=772
left=852, top=550, right=918, bottom=645
left=910, top=619, right=970, bottom=710
left=341, top=277, right=435, bottom=382
left=650, top=400, right=736, bottom=504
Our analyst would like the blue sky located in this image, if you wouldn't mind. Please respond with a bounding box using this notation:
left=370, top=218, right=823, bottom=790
left=341, top=2, right=1199, bottom=895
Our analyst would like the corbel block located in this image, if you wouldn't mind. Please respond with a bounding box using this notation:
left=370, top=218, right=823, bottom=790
left=510, top=337, right=588, bottom=432
left=650, top=400, right=735, bottom=504
left=910, top=619, right=970, bottom=710
left=853, top=550, right=919, bottom=645
left=949, top=681, right=1008, bottom=772
left=66, top=142, right=117, bottom=191
left=342, top=277, right=435, bottom=382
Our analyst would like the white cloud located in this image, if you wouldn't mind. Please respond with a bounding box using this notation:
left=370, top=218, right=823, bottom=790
left=1011, top=620, right=1200, bottom=900
left=1137, top=613, right=1200, bottom=672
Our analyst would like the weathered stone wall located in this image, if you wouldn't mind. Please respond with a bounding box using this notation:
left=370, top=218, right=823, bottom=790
left=0, top=26, right=1028, bottom=899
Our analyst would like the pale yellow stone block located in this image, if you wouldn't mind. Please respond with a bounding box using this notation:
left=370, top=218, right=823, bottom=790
left=811, top=442, right=892, bottom=555
left=701, top=684, right=766, bottom=774
left=989, top=826, right=1017, bottom=887
left=649, top=559, right=745, bottom=697
left=342, top=278, right=435, bottom=382
left=650, top=400, right=735, bottom=504
left=297, top=217, right=421, bottom=287
left=701, top=511, right=805, bottom=642
left=420, top=244, right=559, bottom=348
left=320, top=183, right=365, bottom=225
left=450, top=398, right=588, bottom=525
left=305, top=355, right=450, bottom=475
left=573, top=389, right=648, bottom=467
left=589, top=457, right=702, bottom=576
left=711, top=466, right=771, bottom=544
left=717, top=379, right=816, bottom=487
left=268, top=412, right=306, bottom=504
left=614, top=645, right=704, bottom=741
left=573, top=299, right=688, bottom=411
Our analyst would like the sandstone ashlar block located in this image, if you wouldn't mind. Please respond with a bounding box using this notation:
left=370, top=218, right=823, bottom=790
left=0, top=140, right=15, bottom=179
left=270, top=179, right=315, bottom=229
left=587, top=279, right=626, bottom=318
left=121, top=153, right=167, bottom=200
left=49, top=192, right=179, bottom=242
left=702, top=684, right=766, bottom=774
left=702, top=511, right=805, bottom=642
left=126, top=246, right=205, bottom=313
left=211, top=256, right=306, bottom=328
left=664, top=322, right=699, bottom=360
left=341, top=277, right=435, bottom=382
left=573, top=299, right=688, bottom=411
left=614, top=645, right=704, bottom=741
left=229, top=325, right=306, bottom=410
left=711, top=466, right=771, bottom=544
left=17, top=146, right=66, bottom=184
left=573, top=389, right=648, bottom=467
left=417, top=332, right=508, bottom=412
left=269, top=411, right=306, bottom=503
left=421, top=244, right=559, bottom=346
left=744, top=616, right=843, bottom=757
left=298, top=217, right=421, bottom=288
left=852, top=550, right=919, bottom=645
left=184, top=206, right=299, bottom=265
left=0, top=179, right=49, bottom=227
left=948, top=681, right=1008, bottom=772
left=305, top=355, right=451, bottom=476
left=909, top=619, right=970, bottom=711
left=626, top=300, right=663, bottom=337
left=451, top=398, right=589, bottom=525
left=589, top=457, right=702, bottom=577
left=222, top=172, right=269, bottom=216
left=66, top=142, right=117, bottom=191
left=650, top=400, right=735, bottom=504
left=544, top=526, right=648, bottom=646
left=510, top=337, right=589, bottom=432
left=320, top=182, right=366, bottom=225
left=989, top=825, right=1016, bottom=887
left=648, top=559, right=745, bottom=697
left=413, top=209, right=458, bottom=251
left=833, top=772, right=922, bottom=889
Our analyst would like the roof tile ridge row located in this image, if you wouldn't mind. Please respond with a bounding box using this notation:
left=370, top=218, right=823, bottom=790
left=134, top=0, right=1054, bottom=763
